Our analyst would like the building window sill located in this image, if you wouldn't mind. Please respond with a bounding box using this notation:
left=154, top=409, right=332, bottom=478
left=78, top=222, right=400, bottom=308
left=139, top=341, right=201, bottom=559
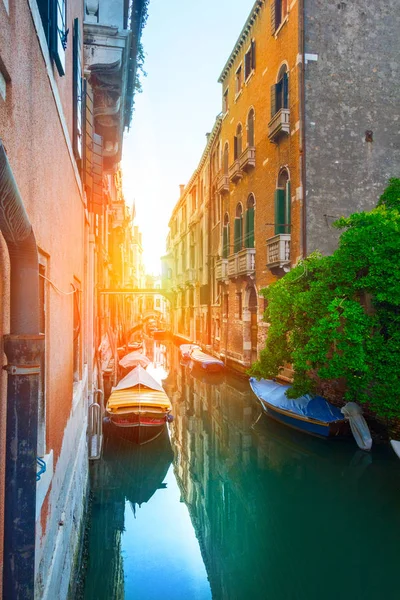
left=274, top=15, right=289, bottom=38
left=234, top=89, right=243, bottom=103
left=244, top=70, right=255, bottom=86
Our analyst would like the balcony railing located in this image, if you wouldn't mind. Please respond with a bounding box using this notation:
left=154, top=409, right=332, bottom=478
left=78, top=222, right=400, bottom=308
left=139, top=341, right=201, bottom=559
left=216, top=174, right=230, bottom=194
left=268, top=108, right=290, bottom=142
left=228, top=159, right=243, bottom=184
left=215, top=258, right=228, bottom=281
left=227, top=248, right=256, bottom=278
left=239, top=146, right=255, bottom=172
left=266, top=234, right=291, bottom=268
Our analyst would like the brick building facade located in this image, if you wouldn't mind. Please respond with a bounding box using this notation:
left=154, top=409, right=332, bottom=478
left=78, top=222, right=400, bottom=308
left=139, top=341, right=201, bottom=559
left=165, top=0, right=400, bottom=373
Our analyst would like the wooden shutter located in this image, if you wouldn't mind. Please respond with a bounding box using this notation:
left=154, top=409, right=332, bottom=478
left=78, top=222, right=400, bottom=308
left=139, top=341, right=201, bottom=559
left=84, top=81, right=94, bottom=195
left=285, top=181, right=291, bottom=233
left=270, top=84, right=277, bottom=118
left=73, top=19, right=83, bottom=164
left=274, top=189, right=285, bottom=234
left=283, top=72, right=289, bottom=109
left=52, top=0, right=67, bottom=76
left=37, top=0, right=52, bottom=44
left=251, top=40, right=256, bottom=70
left=234, top=218, right=242, bottom=253
left=247, top=110, right=254, bottom=146
left=271, top=0, right=276, bottom=34
left=234, top=136, right=238, bottom=160
left=92, top=133, right=104, bottom=216
left=246, top=207, right=255, bottom=248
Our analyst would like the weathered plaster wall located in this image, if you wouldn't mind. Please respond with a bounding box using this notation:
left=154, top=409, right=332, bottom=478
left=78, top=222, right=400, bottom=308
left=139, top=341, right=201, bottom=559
left=0, top=0, right=89, bottom=596
left=304, top=0, right=400, bottom=255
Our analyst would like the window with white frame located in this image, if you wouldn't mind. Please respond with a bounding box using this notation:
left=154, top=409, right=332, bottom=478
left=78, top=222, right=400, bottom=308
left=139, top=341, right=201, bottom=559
left=235, top=64, right=243, bottom=96
left=223, top=88, right=229, bottom=113
left=244, top=40, right=256, bottom=80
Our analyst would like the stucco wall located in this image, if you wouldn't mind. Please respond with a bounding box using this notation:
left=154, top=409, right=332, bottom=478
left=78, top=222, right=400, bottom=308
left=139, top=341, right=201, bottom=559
left=0, top=0, right=89, bottom=595
left=304, top=0, right=400, bottom=255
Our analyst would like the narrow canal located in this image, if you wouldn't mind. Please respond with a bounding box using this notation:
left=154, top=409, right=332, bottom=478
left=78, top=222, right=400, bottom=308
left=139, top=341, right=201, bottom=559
left=82, top=342, right=400, bottom=600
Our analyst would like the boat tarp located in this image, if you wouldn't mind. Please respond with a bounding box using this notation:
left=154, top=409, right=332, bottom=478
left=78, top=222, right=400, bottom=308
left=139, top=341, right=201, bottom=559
left=249, top=378, right=344, bottom=423
left=180, top=344, right=200, bottom=356
left=119, top=351, right=150, bottom=369
left=114, top=365, right=164, bottom=392
left=190, top=348, right=224, bottom=366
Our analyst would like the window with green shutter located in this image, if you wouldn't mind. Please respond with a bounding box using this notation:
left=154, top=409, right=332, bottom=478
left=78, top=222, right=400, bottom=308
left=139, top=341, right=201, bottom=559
left=234, top=217, right=243, bottom=253
left=246, top=206, right=255, bottom=248
left=274, top=189, right=285, bottom=234
left=275, top=172, right=291, bottom=234
left=222, top=223, right=230, bottom=258
left=36, top=0, right=68, bottom=76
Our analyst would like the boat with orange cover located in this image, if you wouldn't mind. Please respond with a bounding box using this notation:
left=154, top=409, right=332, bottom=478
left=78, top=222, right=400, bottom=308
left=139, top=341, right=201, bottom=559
left=105, top=365, right=173, bottom=444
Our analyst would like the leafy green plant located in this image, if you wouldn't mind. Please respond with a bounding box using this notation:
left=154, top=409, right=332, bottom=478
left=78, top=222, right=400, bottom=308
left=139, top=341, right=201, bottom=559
left=250, top=180, right=400, bottom=419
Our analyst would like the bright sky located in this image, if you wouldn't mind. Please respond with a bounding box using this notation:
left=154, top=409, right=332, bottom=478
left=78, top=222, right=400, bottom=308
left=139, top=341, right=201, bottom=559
left=121, top=0, right=255, bottom=275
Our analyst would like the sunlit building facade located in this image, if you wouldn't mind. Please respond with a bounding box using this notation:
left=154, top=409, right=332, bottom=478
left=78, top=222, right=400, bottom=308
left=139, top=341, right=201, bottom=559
left=0, top=0, right=146, bottom=596
left=166, top=0, right=400, bottom=373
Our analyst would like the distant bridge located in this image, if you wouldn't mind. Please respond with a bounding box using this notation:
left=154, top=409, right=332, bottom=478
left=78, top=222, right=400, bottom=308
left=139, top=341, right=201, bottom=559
left=98, top=288, right=174, bottom=303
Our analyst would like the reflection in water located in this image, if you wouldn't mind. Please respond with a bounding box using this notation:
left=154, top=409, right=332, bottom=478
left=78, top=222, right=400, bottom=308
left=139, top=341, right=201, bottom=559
left=83, top=342, right=400, bottom=600
left=166, top=344, right=400, bottom=600
left=84, top=427, right=173, bottom=600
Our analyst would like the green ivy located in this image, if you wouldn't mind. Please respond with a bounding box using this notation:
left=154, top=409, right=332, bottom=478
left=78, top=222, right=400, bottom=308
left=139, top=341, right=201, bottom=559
left=250, top=180, right=400, bottom=419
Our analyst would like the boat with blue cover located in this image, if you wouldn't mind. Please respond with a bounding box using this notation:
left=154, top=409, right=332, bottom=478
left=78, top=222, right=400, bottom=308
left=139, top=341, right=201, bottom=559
left=249, top=378, right=348, bottom=438
left=189, top=348, right=225, bottom=373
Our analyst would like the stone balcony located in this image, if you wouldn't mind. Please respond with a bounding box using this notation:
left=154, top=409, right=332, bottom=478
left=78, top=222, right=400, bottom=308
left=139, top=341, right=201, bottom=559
left=215, top=258, right=228, bottom=281
left=266, top=234, right=291, bottom=268
left=239, top=146, right=255, bottom=172
left=216, top=174, right=230, bottom=194
left=227, top=248, right=256, bottom=278
left=228, top=159, right=243, bottom=184
left=268, top=108, right=290, bottom=142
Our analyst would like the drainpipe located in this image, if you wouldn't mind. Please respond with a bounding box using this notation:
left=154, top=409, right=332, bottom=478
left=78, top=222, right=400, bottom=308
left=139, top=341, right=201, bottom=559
left=299, top=0, right=307, bottom=258
left=0, top=141, right=44, bottom=599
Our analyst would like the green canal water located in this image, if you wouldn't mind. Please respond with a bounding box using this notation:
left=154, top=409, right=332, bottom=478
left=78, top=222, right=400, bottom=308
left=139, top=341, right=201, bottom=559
left=82, top=343, right=400, bottom=600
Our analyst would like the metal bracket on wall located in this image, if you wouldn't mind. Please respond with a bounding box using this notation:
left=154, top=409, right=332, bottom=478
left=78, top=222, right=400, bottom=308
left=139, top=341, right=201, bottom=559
left=3, top=364, right=40, bottom=376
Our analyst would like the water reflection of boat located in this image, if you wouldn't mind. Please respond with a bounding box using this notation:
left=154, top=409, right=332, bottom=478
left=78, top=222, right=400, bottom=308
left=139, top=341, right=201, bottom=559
left=250, top=378, right=348, bottom=438
left=105, top=366, right=173, bottom=444
left=84, top=427, right=173, bottom=600
left=102, top=424, right=173, bottom=506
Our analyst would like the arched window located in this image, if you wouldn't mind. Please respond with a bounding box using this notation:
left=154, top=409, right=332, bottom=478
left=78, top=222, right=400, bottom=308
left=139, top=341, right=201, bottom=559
left=245, top=194, right=255, bottom=248
left=223, top=143, right=229, bottom=174
left=234, top=124, right=243, bottom=160
left=274, top=168, right=291, bottom=234
left=222, top=213, right=230, bottom=258
left=271, top=64, right=289, bottom=118
left=234, top=203, right=243, bottom=253
left=247, top=109, right=255, bottom=147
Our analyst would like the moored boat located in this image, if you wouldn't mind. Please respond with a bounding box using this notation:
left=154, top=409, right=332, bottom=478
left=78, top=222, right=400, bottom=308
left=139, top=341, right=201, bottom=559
left=189, top=348, right=225, bottom=373
left=179, top=343, right=201, bottom=362
left=249, top=378, right=348, bottom=439
left=119, top=351, right=150, bottom=370
left=106, top=365, right=173, bottom=444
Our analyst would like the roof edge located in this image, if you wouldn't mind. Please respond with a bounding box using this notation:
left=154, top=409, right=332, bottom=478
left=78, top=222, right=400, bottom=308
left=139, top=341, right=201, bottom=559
left=218, top=0, right=264, bottom=85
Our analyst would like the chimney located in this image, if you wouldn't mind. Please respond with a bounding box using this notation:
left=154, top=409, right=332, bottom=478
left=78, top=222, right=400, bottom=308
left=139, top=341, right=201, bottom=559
left=179, top=184, right=185, bottom=196
left=205, top=132, right=211, bottom=141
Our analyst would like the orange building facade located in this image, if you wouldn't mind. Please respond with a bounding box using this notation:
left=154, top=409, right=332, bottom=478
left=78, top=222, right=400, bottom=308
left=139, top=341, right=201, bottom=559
left=165, top=0, right=400, bottom=373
